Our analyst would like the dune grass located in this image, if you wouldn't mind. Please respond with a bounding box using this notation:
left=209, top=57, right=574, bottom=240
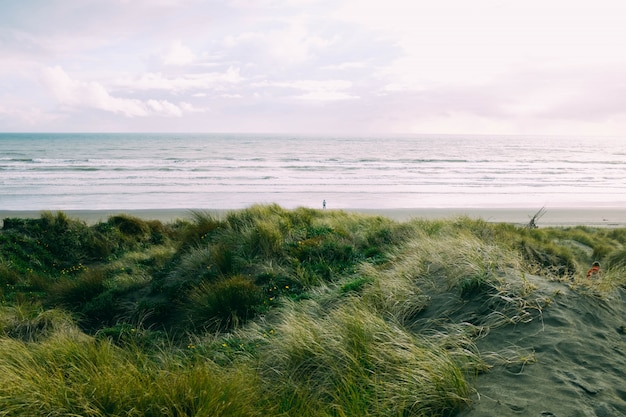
left=255, top=298, right=483, bottom=416
left=0, top=205, right=625, bottom=416
left=0, top=324, right=267, bottom=417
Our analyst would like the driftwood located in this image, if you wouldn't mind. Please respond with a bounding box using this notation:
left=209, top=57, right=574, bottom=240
left=527, top=207, right=546, bottom=229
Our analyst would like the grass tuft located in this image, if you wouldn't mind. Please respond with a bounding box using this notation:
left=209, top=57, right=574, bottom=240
left=187, top=275, right=264, bottom=331
left=258, top=299, right=481, bottom=416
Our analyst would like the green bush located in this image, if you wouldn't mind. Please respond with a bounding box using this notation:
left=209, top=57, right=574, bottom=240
left=0, top=263, right=20, bottom=286
left=108, top=214, right=151, bottom=237
left=248, top=220, right=284, bottom=258
left=607, top=228, right=626, bottom=244
left=178, top=210, right=225, bottom=247
left=81, top=291, right=119, bottom=328
left=49, top=267, right=107, bottom=308
left=170, top=246, right=218, bottom=283
left=187, top=275, right=264, bottom=331
left=592, top=244, right=613, bottom=262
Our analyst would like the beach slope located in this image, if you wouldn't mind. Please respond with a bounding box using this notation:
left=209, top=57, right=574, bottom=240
left=459, top=276, right=626, bottom=416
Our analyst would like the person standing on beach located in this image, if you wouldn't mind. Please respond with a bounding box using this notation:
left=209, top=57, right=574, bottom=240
left=586, top=261, right=601, bottom=279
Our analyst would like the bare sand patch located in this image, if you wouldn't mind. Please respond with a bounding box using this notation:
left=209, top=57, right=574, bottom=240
left=459, top=276, right=626, bottom=416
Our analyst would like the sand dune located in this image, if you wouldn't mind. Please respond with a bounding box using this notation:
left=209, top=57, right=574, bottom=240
left=1, top=205, right=626, bottom=415
left=459, top=275, right=626, bottom=416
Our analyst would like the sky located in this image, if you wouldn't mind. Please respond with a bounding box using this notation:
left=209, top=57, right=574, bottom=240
left=2, top=0, right=626, bottom=135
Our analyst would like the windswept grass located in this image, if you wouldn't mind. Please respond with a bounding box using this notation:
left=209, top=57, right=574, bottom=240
left=187, top=274, right=264, bottom=331
left=257, top=298, right=483, bottom=417
left=0, top=303, right=75, bottom=342
left=1, top=205, right=626, bottom=416
left=0, top=326, right=267, bottom=417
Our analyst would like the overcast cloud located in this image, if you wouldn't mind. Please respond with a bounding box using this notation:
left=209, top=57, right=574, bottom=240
left=2, top=0, right=626, bottom=135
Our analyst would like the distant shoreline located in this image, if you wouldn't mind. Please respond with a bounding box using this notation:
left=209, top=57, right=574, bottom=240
left=2, top=207, right=626, bottom=228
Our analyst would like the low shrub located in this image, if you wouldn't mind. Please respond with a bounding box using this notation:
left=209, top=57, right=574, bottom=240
left=592, top=243, right=613, bottom=262
left=248, top=220, right=284, bottom=258
left=48, top=267, right=107, bottom=308
left=187, top=275, right=264, bottom=331
left=81, top=291, right=120, bottom=328
left=107, top=214, right=151, bottom=237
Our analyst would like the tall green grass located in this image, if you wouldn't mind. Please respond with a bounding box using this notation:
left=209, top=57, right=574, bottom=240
left=149, top=205, right=410, bottom=334
left=0, top=326, right=267, bottom=416
left=0, top=303, right=75, bottom=342
left=2, top=205, right=626, bottom=416
left=256, top=298, right=483, bottom=416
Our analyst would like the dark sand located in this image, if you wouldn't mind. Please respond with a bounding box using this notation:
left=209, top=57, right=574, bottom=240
left=2, top=207, right=626, bottom=227
left=459, top=275, right=626, bottom=416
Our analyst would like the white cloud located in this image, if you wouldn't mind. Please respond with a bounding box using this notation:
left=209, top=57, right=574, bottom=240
left=224, top=18, right=336, bottom=66
left=261, top=79, right=351, bottom=91
left=159, top=40, right=196, bottom=66
left=0, top=102, right=60, bottom=126
left=296, top=91, right=358, bottom=101
left=322, top=62, right=368, bottom=71
left=180, top=102, right=209, bottom=112
left=254, top=79, right=357, bottom=100
left=252, top=80, right=352, bottom=93
left=116, top=67, right=243, bottom=92
left=3, top=0, right=626, bottom=134
left=41, top=66, right=148, bottom=117
left=146, top=99, right=183, bottom=116
left=229, top=0, right=326, bottom=7
left=335, top=0, right=626, bottom=91
left=40, top=66, right=201, bottom=117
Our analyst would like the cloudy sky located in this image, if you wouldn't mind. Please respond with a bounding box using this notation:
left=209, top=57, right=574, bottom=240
left=2, top=0, right=626, bottom=135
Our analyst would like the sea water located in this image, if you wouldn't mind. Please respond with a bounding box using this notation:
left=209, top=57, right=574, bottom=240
left=1, top=133, right=625, bottom=211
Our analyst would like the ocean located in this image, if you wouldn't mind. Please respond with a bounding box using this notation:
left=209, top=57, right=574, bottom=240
left=1, top=133, right=625, bottom=211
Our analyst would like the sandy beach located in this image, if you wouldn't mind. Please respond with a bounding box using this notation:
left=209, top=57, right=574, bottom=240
left=2, top=207, right=626, bottom=228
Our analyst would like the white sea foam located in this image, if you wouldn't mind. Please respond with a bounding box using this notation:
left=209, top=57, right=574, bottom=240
left=0, top=133, right=625, bottom=210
